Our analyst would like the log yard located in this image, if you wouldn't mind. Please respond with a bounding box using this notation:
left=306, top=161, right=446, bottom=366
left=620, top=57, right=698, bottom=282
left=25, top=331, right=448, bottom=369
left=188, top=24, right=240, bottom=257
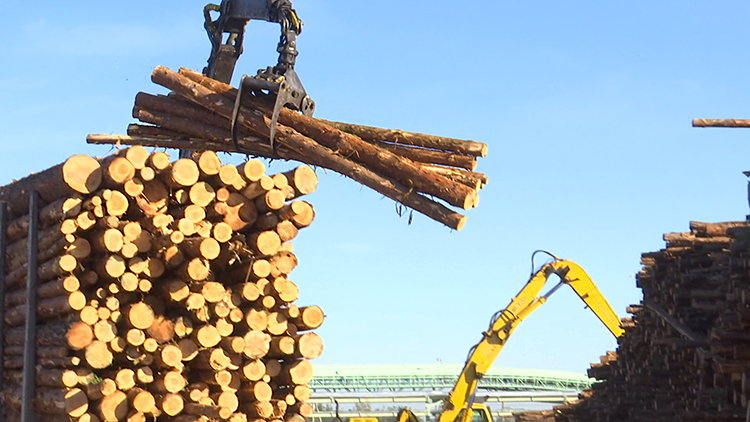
left=1, top=2, right=750, bottom=422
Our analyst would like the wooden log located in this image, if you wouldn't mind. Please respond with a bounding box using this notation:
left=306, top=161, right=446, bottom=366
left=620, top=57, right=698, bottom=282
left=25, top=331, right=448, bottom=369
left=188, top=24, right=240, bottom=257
left=176, top=67, right=478, bottom=210
left=128, top=301, right=155, bottom=330
left=245, top=308, right=269, bottom=331
left=292, top=305, right=325, bottom=331
left=5, top=196, right=82, bottom=243
left=159, top=393, right=185, bottom=417
left=103, top=156, right=137, bottom=187
left=0, top=155, right=97, bottom=219
left=248, top=230, right=281, bottom=256
left=103, top=189, right=130, bottom=216
left=288, top=401, right=313, bottom=418
left=4, top=275, right=80, bottom=307
left=255, top=189, right=287, bottom=213
left=423, top=164, right=488, bottom=189
left=238, top=159, right=266, bottom=182
left=134, top=178, right=169, bottom=216
left=148, top=67, right=470, bottom=229
left=194, top=325, right=222, bottom=348
left=275, top=220, right=298, bottom=243
left=222, top=192, right=258, bottom=231
left=178, top=257, right=211, bottom=281
left=280, top=165, right=318, bottom=198
left=272, top=277, right=299, bottom=303
left=147, top=315, right=176, bottom=343
left=67, top=321, right=95, bottom=350
left=318, top=119, right=487, bottom=157
left=243, top=400, right=274, bottom=419
left=183, top=237, right=221, bottom=260
left=295, top=332, right=324, bottom=359
left=243, top=330, right=271, bottom=359
left=98, top=390, right=129, bottom=422
left=133, top=106, right=232, bottom=148
left=268, top=336, right=296, bottom=358
left=5, top=254, right=77, bottom=289
left=278, top=200, right=315, bottom=228
left=238, top=381, right=273, bottom=402
left=693, top=118, right=750, bottom=128
left=5, top=223, right=67, bottom=274
left=369, top=139, right=478, bottom=170
left=4, top=292, right=86, bottom=326
left=277, top=360, right=314, bottom=385
left=161, top=158, right=200, bottom=188
left=269, top=251, right=298, bottom=277
left=89, top=131, right=468, bottom=229
left=85, top=340, right=114, bottom=369
left=4, top=345, right=70, bottom=359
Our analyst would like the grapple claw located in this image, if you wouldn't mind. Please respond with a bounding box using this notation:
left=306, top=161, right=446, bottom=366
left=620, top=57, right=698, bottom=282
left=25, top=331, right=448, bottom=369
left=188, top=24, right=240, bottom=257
left=230, top=69, right=314, bottom=156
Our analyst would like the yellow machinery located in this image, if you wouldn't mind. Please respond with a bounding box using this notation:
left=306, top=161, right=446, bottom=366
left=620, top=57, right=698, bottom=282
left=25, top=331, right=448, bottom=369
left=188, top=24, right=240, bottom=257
left=398, top=251, right=625, bottom=422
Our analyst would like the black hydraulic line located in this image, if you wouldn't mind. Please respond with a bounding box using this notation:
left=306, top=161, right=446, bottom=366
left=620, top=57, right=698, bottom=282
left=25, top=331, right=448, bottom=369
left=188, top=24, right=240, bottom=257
left=21, top=191, right=39, bottom=422
left=0, top=201, right=7, bottom=422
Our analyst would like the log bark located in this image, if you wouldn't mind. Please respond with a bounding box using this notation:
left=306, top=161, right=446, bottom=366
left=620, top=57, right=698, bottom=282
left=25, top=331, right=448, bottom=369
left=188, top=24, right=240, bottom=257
left=0, top=155, right=99, bottom=219
left=177, top=67, right=479, bottom=210
left=145, top=67, right=471, bottom=229
left=318, top=119, right=488, bottom=157
left=88, top=132, right=468, bottom=229
left=5, top=196, right=82, bottom=243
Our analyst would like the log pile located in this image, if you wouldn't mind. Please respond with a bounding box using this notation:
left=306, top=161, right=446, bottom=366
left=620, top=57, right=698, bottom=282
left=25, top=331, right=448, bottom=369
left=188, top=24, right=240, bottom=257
left=544, top=220, right=750, bottom=421
left=0, top=147, right=324, bottom=422
left=87, top=66, right=489, bottom=230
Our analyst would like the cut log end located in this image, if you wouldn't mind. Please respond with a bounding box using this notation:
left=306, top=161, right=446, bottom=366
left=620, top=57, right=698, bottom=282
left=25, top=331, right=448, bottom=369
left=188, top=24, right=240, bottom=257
left=63, top=154, right=103, bottom=194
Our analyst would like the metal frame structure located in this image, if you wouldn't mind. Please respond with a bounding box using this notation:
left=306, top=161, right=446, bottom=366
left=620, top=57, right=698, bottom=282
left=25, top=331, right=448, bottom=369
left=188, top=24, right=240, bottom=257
left=0, top=193, right=40, bottom=422
left=310, top=364, right=594, bottom=394
left=21, top=191, right=39, bottom=422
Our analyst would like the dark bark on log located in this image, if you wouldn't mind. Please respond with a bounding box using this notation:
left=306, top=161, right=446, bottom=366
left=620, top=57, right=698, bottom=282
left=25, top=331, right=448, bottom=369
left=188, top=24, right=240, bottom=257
left=89, top=136, right=466, bottom=230
left=147, top=67, right=467, bottom=229
left=321, top=119, right=487, bottom=157
left=369, top=139, right=478, bottom=170
left=177, top=67, right=478, bottom=210
left=4, top=323, right=72, bottom=346
left=5, top=196, right=82, bottom=243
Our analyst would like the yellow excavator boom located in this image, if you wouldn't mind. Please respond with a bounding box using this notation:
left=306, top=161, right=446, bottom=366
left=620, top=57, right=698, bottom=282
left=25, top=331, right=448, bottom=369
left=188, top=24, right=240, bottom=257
left=434, top=252, right=624, bottom=422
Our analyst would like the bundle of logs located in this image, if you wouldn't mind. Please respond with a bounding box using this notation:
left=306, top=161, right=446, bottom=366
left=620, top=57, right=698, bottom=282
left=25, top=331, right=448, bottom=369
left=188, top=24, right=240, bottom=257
left=540, top=220, right=750, bottom=421
left=0, top=146, right=324, bottom=422
left=86, top=66, right=488, bottom=231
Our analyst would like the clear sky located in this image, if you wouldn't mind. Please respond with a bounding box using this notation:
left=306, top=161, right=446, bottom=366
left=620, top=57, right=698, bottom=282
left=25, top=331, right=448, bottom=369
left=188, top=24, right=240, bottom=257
left=2, top=1, right=750, bottom=375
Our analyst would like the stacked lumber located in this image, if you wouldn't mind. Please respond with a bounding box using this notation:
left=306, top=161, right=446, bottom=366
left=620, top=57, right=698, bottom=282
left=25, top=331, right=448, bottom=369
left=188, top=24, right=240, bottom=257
left=87, top=66, right=489, bottom=230
left=547, top=220, right=750, bottom=422
left=0, top=147, right=324, bottom=422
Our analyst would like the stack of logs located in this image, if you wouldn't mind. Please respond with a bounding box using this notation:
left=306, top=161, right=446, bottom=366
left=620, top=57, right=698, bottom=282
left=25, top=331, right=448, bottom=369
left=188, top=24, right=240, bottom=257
left=544, top=220, right=750, bottom=421
left=87, top=66, right=489, bottom=231
left=0, top=146, right=325, bottom=422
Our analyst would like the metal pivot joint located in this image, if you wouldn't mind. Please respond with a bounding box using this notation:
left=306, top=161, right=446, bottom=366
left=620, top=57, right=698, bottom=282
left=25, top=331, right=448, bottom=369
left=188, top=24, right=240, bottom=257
left=202, top=0, right=315, bottom=157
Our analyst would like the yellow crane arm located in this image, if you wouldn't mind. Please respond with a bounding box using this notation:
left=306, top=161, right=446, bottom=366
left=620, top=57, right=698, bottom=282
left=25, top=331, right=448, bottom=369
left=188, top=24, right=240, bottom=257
left=437, top=254, right=624, bottom=422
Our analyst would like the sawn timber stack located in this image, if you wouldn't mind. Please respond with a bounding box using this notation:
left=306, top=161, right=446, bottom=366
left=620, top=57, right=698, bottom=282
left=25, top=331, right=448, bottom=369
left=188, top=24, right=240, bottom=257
left=0, top=147, right=324, bottom=422
left=87, top=66, right=488, bottom=230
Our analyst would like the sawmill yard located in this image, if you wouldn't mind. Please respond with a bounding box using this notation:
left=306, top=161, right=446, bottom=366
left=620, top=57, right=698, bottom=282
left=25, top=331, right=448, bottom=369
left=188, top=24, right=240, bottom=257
left=4, top=2, right=750, bottom=422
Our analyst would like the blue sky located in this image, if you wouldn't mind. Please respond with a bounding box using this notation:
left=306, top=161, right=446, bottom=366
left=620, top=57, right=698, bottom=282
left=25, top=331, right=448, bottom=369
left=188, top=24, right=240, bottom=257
left=2, top=1, right=750, bottom=375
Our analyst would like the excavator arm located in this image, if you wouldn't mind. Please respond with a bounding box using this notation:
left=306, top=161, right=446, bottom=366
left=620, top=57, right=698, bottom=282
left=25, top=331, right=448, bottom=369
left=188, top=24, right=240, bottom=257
left=415, top=252, right=624, bottom=422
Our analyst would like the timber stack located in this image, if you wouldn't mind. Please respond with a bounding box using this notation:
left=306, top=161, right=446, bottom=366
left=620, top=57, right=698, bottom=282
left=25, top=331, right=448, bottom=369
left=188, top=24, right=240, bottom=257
left=0, top=147, right=324, bottom=422
left=87, top=66, right=488, bottom=231
left=545, top=220, right=750, bottom=421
